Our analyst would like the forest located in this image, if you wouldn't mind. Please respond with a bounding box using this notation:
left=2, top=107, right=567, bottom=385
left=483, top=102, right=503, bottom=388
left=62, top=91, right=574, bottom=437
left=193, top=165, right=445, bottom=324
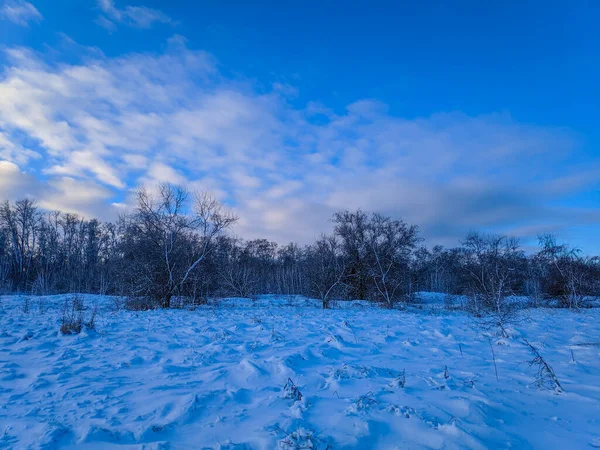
left=1, top=184, right=598, bottom=311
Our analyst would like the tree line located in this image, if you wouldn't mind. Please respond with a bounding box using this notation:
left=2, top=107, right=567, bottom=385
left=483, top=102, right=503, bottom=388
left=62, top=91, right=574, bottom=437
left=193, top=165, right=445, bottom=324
left=1, top=184, right=598, bottom=310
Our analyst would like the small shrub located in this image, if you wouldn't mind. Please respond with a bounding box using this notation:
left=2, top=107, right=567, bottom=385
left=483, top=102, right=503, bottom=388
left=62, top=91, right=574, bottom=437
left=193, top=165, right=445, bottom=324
left=60, top=295, right=97, bottom=335
left=523, top=339, right=563, bottom=393
left=22, top=296, right=31, bottom=314
left=60, top=301, right=83, bottom=335
left=282, top=378, right=303, bottom=401
left=276, top=427, right=321, bottom=450
left=124, top=296, right=156, bottom=311
left=72, top=294, right=84, bottom=311
left=84, top=307, right=98, bottom=331
left=389, top=369, right=406, bottom=389
left=444, top=294, right=456, bottom=310
left=354, top=391, right=378, bottom=411
left=36, top=298, right=48, bottom=314
left=111, top=296, right=124, bottom=311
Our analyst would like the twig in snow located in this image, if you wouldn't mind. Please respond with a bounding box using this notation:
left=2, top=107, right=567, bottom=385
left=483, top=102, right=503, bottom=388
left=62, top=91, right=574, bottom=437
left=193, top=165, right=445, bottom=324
left=343, top=320, right=358, bottom=343
left=463, top=378, right=475, bottom=388
left=571, top=342, right=600, bottom=347
left=398, top=368, right=406, bottom=388
left=274, top=425, right=290, bottom=437
left=498, top=320, right=509, bottom=339
left=251, top=326, right=263, bottom=349
left=283, top=377, right=303, bottom=401
left=488, top=337, right=499, bottom=382
left=388, top=369, right=406, bottom=388
left=356, top=391, right=378, bottom=409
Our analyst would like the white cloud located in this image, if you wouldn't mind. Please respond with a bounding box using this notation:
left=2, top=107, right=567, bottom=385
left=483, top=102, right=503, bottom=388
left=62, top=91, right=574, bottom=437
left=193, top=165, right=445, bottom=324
left=0, top=161, right=32, bottom=198
left=145, top=162, right=188, bottom=186
left=0, top=161, right=118, bottom=219
left=0, top=42, right=598, bottom=247
left=39, top=176, right=116, bottom=218
left=0, top=131, right=41, bottom=165
left=97, top=0, right=173, bottom=29
left=45, top=149, right=125, bottom=188
left=0, top=0, right=42, bottom=26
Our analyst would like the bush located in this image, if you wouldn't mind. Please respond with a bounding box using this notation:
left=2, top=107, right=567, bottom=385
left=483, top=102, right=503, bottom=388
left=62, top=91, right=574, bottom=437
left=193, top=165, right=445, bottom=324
left=124, top=296, right=157, bottom=311
left=60, top=299, right=83, bottom=335
left=60, top=295, right=97, bottom=334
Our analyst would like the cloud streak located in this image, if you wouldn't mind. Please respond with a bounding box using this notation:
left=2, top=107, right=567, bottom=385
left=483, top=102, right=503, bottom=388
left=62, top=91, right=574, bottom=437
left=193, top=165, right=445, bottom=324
left=0, top=40, right=598, bottom=247
left=0, top=0, right=42, bottom=26
left=97, top=0, right=173, bottom=30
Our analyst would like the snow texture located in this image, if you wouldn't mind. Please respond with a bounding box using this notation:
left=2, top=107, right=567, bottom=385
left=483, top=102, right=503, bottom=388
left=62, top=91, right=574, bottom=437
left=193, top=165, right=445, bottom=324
left=1, top=294, right=599, bottom=449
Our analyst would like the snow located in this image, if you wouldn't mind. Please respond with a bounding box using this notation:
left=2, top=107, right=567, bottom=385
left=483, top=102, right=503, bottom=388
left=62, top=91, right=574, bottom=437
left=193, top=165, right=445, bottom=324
left=1, top=294, right=600, bottom=449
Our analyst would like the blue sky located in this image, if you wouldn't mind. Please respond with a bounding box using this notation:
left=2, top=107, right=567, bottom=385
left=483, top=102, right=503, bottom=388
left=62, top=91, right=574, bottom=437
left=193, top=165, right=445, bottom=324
left=1, top=0, right=599, bottom=252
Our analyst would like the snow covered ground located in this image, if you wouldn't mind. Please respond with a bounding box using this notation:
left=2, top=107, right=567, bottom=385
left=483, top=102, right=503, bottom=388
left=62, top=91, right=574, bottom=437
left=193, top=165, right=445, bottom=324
left=1, top=295, right=599, bottom=449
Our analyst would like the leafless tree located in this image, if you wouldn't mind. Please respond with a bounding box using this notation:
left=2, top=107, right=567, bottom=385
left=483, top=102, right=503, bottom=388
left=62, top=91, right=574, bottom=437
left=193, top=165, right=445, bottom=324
left=305, top=235, right=348, bottom=308
left=0, top=199, right=42, bottom=291
left=461, top=232, right=524, bottom=328
left=366, top=213, right=420, bottom=307
left=275, top=243, right=304, bottom=296
left=537, top=234, right=591, bottom=308
left=333, top=210, right=370, bottom=300
left=123, top=184, right=237, bottom=308
left=220, top=238, right=259, bottom=298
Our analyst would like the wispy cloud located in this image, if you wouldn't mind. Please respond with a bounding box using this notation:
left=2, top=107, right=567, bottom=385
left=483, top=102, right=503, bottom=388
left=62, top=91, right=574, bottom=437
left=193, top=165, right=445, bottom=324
left=0, top=40, right=598, bottom=246
left=97, top=0, right=173, bottom=30
left=0, top=0, right=42, bottom=26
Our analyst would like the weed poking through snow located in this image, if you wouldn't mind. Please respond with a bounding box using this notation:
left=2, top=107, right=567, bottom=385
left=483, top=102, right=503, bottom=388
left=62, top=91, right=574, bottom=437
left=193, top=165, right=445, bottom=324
left=60, top=295, right=97, bottom=335
left=282, top=378, right=303, bottom=401
left=523, top=339, right=563, bottom=393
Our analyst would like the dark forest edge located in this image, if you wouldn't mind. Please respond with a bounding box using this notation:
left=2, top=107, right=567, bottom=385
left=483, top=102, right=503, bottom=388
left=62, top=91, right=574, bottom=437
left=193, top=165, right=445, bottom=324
left=1, top=184, right=598, bottom=313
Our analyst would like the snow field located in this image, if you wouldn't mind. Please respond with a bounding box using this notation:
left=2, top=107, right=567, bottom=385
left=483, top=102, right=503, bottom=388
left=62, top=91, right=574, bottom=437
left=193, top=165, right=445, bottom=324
left=1, top=295, right=599, bottom=449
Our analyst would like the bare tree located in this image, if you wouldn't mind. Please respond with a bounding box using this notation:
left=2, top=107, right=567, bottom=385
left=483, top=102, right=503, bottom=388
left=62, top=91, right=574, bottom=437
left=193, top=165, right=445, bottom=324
left=305, top=235, right=348, bottom=309
left=220, top=238, right=259, bottom=298
left=0, top=252, right=10, bottom=293
left=123, top=184, right=237, bottom=308
left=413, top=245, right=460, bottom=294
left=366, top=213, right=420, bottom=307
left=333, top=210, right=370, bottom=300
left=461, top=233, right=524, bottom=328
left=537, top=234, right=590, bottom=308
left=0, top=199, right=42, bottom=291
left=275, top=243, right=304, bottom=296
